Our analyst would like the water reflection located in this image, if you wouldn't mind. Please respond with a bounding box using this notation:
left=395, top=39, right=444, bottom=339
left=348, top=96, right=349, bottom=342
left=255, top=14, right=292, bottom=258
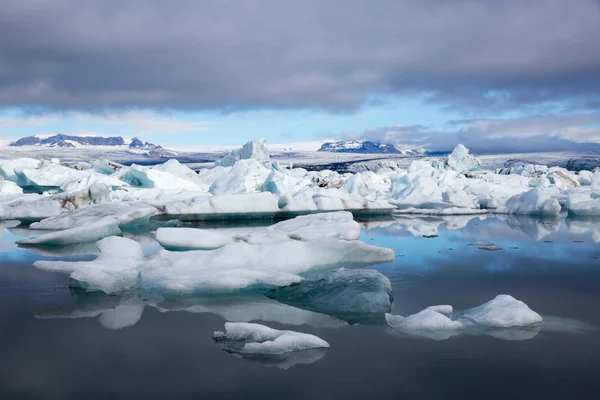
left=219, top=348, right=329, bottom=370
left=36, top=289, right=347, bottom=330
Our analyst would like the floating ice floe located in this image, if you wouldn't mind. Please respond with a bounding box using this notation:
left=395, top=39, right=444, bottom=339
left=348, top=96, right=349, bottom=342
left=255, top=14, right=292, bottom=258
left=34, top=232, right=395, bottom=294
left=155, top=211, right=360, bottom=250
left=30, top=202, right=157, bottom=230
left=213, top=322, right=330, bottom=354
left=17, top=218, right=122, bottom=246
left=386, top=295, right=543, bottom=341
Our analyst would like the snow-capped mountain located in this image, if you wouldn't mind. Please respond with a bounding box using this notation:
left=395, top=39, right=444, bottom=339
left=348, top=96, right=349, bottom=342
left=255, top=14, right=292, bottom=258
left=11, top=134, right=128, bottom=148
left=318, top=140, right=417, bottom=154
left=8, top=134, right=176, bottom=157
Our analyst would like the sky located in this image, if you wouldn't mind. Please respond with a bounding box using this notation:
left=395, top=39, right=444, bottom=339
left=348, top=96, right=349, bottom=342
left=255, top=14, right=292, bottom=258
left=1, top=0, right=600, bottom=152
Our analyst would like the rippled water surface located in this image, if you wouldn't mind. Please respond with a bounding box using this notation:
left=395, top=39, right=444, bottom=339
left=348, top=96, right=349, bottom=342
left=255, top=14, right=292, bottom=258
left=1, top=214, right=600, bottom=399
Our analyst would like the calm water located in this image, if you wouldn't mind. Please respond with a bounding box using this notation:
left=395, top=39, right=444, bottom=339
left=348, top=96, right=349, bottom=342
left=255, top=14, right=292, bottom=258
left=1, top=214, right=600, bottom=399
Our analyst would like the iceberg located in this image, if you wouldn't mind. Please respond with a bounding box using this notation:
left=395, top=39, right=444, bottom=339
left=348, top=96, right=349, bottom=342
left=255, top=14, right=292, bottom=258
left=496, top=188, right=561, bottom=216
left=267, top=268, right=394, bottom=323
left=155, top=211, right=360, bottom=250
left=213, top=322, right=330, bottom=354
left=445, top=144, right=481, bottom=173
left=161, top=192, right=280, bottom=220
left=386, top=294, right=542, bottom=340
left=210, top=159, right=272, bottom=195
left=459, top=294, right=543, bottom=328
left=30, top=202, right=157, bottom=230
left=115, top=164, right=204, bottom=191
left=17, top=218, right=122, bottom=246
left=0, top=157, right=41, bottom=183
left=16, top=160, right=123, bottom=191
left=0, top=180, right=23, bottom=196
left=215, top=138, right=270, bottom=167
left=34, top=235, right=395, bottom=294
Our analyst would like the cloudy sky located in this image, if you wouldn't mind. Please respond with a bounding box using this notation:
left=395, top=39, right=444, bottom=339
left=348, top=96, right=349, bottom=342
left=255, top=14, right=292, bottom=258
left=1, top=0, right=600, bottom=152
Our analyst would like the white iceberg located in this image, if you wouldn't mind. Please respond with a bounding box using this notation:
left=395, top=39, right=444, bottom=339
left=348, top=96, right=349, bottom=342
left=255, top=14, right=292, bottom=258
left=0, top=158, right=41, bottom=183
left=213, top=322, right=330, bottom=354
left=445, top=144, right=481, bottom=173
left=115, top=164, right=204, bottom=191
left=496, top=188, right=561, bottom=216
left=215, top=138, right=270, bottom=167
left=155, top=211, right=360, bottom=250
left=34, top=235, right=395, bottom=294
left=18, top=219, right=122, bottom=246
left=161, top=192, right=280, bottom=220
left=210, top=159, right=272, bottom=195
left=386, top=294, right=542, bottom=340
left=30, top=202, right=157, bottom=230
left=459, top=294, right=543, bottom=328
left=0, top=180, right=23, bottom=196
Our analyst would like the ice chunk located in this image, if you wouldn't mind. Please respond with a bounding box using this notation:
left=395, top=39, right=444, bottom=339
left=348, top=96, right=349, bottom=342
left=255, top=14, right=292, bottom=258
left=213, top=322, right=329, bottom=354
left=156, top=227, right=234, bottom=250
left=115, top=164, right=204, bottom=191
left=445, top=144, right=481, bottom=173
left=151, top=159, right=207, bottom=189
left=31, top=202, right=157, bottom=230
left=17, top=219, right=122, bottom=246
left=215, top=138, right=270, bottom=167
left=458, top=294, right=543, bottom=328
left=34, top=236, right=395, bottom=294
left=0, top=180, right=23, bottom=196
left=156, top=212, right=361, bottom=250
left=386, top=307, right=463, bottom=331
left=0, top=158, right=41, bottom=183
left=162, top=192, right=280, bottom=219
left=267, top=268, right=394, bottom=323
left=496, top=188, right=561, bottom=216
left=386, top=294, right=543, bottom=340
left=1, top=194, right=65, bottom=221
left=16, top=160, right=123, bottom=190
left=566, top=189, right=600, bottom=217
left=210, top=159, right=272, bottom=195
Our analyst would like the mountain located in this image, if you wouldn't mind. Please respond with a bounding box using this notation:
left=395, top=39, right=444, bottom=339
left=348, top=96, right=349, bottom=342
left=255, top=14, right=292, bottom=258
left=9, top=134, right=176, bottom=158
left=318, top=140, right=402, bottom=154
left=11, top=134, right=126, bottom=148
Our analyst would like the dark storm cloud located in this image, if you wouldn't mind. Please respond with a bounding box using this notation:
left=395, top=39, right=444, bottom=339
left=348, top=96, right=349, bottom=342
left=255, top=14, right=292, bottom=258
left=1, top=0, right=600, bottom=111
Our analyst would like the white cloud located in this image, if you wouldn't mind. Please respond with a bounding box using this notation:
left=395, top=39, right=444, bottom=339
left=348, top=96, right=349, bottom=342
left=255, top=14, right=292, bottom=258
left=0, top=110, right=209, bottom=137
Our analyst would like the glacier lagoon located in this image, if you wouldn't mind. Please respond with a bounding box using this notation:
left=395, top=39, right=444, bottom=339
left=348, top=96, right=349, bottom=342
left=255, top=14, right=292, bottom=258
left=1, top=214, right=600, bottom=399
